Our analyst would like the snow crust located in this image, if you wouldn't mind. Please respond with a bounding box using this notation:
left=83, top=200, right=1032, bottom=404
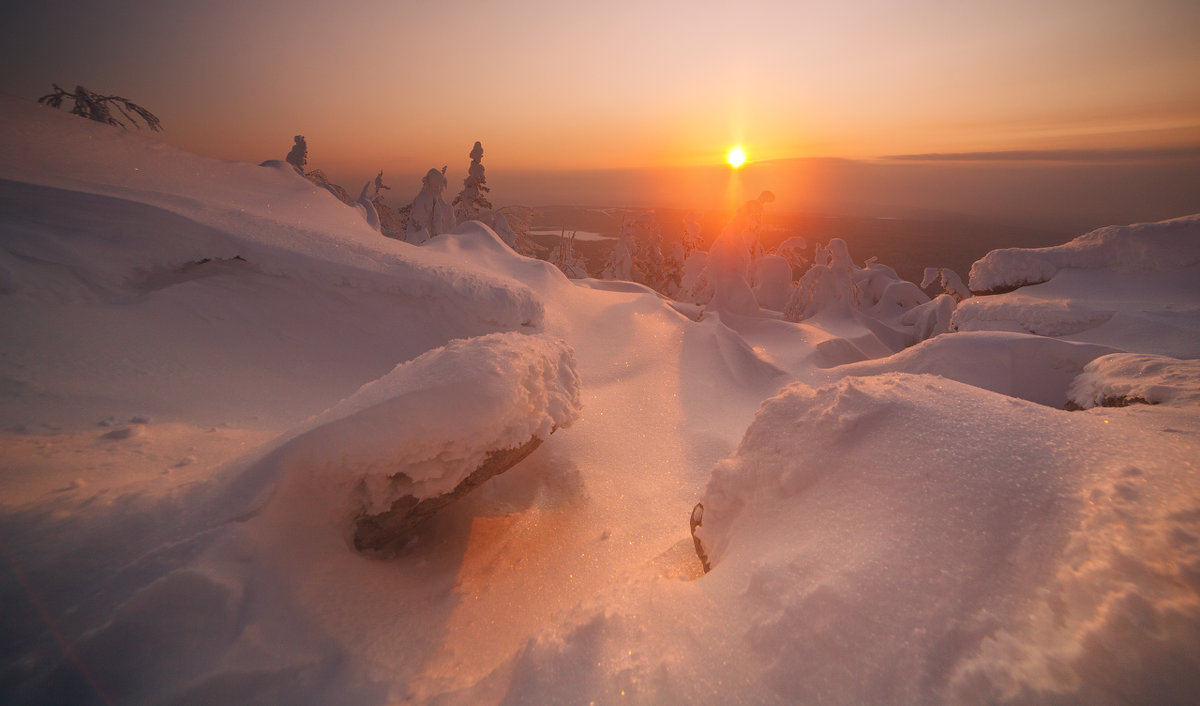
left=2, top=93, right=1198, bottom=705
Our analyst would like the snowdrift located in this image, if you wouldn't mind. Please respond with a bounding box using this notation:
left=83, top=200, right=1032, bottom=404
left=268, top=332, right=581, bottom=550
left=954, top=215, right=1200, bottom=358
left=693, top=373, right=1200, bottom=702
left=968, top=214, right=1200, bottom=293
left=2, top=93, right=1199, bottom=705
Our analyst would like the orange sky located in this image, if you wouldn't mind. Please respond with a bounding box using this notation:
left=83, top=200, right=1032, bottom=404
left=2, top=0, right=1199, bottom=184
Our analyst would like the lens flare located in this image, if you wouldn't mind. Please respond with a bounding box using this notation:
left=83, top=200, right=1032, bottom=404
left=726, top=146, right=747, bottom=168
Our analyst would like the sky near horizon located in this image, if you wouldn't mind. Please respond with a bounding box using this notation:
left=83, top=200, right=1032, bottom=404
left=2, top=0, right=1199, bottom=213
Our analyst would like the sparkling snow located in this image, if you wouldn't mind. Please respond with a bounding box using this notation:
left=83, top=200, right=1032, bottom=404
left=2, top=94, right=1198, bottom=705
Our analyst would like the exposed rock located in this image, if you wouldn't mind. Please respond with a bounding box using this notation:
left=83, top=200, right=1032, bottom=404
left=353, top=435, right=545, bottom=552
left=1065, top=395, right=1154, bottom=411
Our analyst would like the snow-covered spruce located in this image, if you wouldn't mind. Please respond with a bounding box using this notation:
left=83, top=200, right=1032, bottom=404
left=452, top=141, right=492, bottom=225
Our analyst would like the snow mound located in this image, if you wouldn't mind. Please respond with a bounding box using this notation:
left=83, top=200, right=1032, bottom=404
left=954, top=292, right=1117, bottom=336
left=969, top=214, right=1200, bottom=293
left=951, top=264, right=1200, bottom=357
left=273, top=331, right=581, bottom=514
left=693, top=373, right=1200, bottom=702
left=1068, top=353, right=1200, bottom=409
left=830, top=330, right=1117, bottom=407
left=0, top=95, right=544, bottom=333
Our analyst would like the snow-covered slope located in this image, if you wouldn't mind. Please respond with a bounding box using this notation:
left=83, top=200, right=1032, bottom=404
left=2, top=94, right=1198, bottom=705
left=692, top=372, right=1200, bottom=703
left=954, top=216, right=1200, bottom=358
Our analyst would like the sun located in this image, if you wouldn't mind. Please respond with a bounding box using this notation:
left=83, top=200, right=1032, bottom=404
left=726, top=145, right=747, bottom=168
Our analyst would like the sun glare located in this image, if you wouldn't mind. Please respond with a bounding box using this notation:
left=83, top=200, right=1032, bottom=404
left=726, top=146, right=747, bottom=168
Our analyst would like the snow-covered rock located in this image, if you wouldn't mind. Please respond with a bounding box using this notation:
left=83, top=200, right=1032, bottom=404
left=968, top=214, right=1200, bottom=293
left=1068, top=353, right=1200, bottom=408
left=270, top=332, right=580, bottom=525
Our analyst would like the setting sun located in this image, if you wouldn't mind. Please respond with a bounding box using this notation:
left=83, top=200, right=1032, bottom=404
left=726, top=145, right=747, bottom=168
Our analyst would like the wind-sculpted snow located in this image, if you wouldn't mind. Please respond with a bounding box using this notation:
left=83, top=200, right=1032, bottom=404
left=828, top=330, right=1118, bottom=407
left=953, top=213, right=1200, bottom=356
left=952, top=263, right=1200, bottom=357
left=1068, top=353, right=1200, bottom=408
left=692, top=374, right=1200, bottom=702
left=0, top=95, right=544, bottom=334
left=968, top=214, right=1200, bottom=293
left=3, top=93, right=1200, bottom=705
left=273, top=332, right=581, bottom=513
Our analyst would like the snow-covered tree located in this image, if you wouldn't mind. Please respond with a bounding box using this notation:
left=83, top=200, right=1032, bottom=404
left=38, top=84, right=162, bottom=132
left=775, top=236, right=809, bottom=278
left=630, top=214, right=669, bottom=288
left=372, top=170, right=390, bottom=199
left=453, top=141, right=493, bottom=224
left=495, top=206, right=544, bottom=256
left=601, top=221, right=637, bottom=281
left=752, top=255, right=794, bottom=311
left=699, top=191, right=775, bottom=313
left=285, top=135, right=307, bottom=174
left=304, top=168, right=354, bottom=203
left=920, top=267, right=970, bottom=301
left=405, top=167, right=456, bottom=245
left=682, top=212, right=704, bottom=251
left=369, top=171, right=406, bottom=239
left=354, top=181, right=381, bottom=232
left=549, top=230, right=589, bottom=278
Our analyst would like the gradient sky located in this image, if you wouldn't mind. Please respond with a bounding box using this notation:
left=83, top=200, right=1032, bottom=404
left=2, top=0, right=1199, bottom=216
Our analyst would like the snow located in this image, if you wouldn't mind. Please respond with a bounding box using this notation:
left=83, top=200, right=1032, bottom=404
left=2, top=93, right=1199, bottom=704
left=827, top=330, right=1119, bottom=408
left=528, top=229, right=613, bottom=241
left=954, top=249, right=1200, bottom=358
left=692, top=373, right=1200, bottom=702
left=1068, top=353, right=1200, bottom=408
left=968, top=214, right=1200, bottom=293
left=279, top=331, right=580, bottom=513
left=405, top=168, right=456, bottom=244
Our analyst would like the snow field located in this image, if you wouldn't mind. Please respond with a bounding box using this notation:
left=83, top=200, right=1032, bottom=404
left=1, top=92, right=1198, bottom=704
